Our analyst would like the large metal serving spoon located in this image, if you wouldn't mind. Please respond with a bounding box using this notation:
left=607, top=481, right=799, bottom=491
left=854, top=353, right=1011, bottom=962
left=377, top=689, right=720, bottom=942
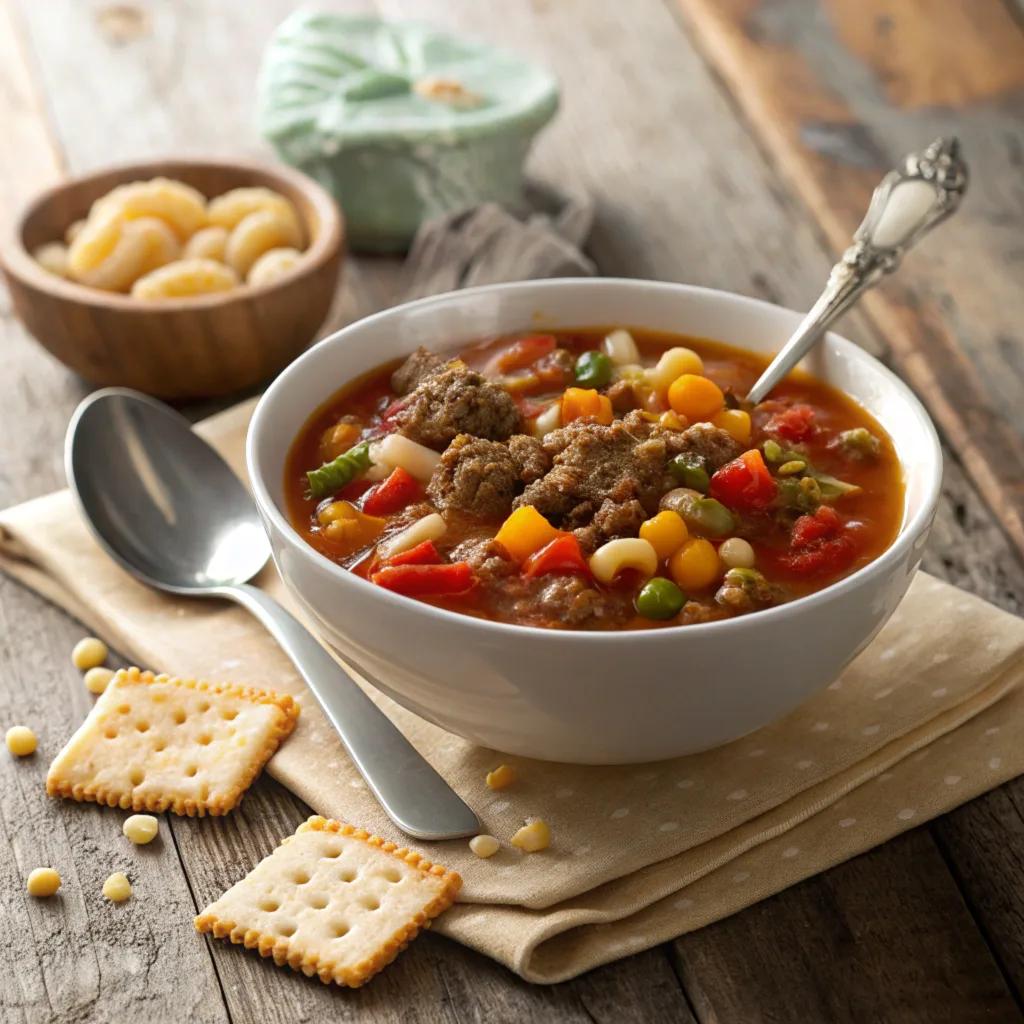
left=66, top=389, right=481, bottom=841
left=746, top=137, right=968, bottom=404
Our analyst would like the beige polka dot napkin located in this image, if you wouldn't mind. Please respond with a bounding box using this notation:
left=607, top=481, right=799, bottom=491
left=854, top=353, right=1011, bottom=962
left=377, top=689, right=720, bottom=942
left=2, top=398, right=1023, bottom=984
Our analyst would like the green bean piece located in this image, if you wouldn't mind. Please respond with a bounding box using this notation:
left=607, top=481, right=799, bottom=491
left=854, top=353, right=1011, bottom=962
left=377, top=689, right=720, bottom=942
left=775, top=477, right=820, bottom=513
left=814, top=471, right=861, bottom=498
left=835, top=427, right=880, bottom=459
left=668, top=455, right=710, bottom=493
left=635, top=577, right=686, bottom=620
left=307, top=441, right=371, bottom=500
left=574, top=350, right=613, bottom=389
left=688, top=497, right=735, bottom=537
left=777, top=459, right=807, bottom=476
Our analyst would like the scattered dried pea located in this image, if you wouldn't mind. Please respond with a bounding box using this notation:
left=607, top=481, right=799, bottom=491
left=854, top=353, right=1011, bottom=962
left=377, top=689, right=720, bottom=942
left=486, top=765, right=518, bottom=790
left=123, top=814, right=159, bottom=845
left=6, top=725, right=37, bottom=756
left=511, top=820, right=550, bottom=853
left=72, top=637, right=108, bottom=671
left=27, top=868, right=61, bottom=897
left=469, top=835, right=500, bottom=858
left=103, top=872, right=132, bottom=902
left=84, top=667, right=115, bottom=695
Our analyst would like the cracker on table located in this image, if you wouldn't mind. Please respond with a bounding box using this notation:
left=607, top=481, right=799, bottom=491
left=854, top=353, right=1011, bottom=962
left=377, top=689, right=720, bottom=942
left=195, top=816, right=462, bottom=987
left=46, top=667, right=299, bottom=816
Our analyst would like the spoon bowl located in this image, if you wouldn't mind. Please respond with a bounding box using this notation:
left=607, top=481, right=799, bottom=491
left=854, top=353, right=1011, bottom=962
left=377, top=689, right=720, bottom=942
left=65, top=389, right=481, bottom=840
left=67, top=390, right=270, bottom=593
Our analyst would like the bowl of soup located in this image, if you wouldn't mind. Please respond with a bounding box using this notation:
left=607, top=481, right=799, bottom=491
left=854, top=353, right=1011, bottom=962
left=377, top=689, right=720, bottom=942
left=247, top=279, right=941, bottom=763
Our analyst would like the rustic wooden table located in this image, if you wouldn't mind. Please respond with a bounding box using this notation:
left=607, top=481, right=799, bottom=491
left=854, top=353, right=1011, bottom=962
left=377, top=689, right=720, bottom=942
left=3, top=1, right=1024, bottom=1021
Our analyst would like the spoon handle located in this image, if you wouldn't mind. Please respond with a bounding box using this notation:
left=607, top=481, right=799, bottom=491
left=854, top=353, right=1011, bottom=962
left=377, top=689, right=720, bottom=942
left=225, top=583, right=480, bottom=840
left=746, top=137, right=968, bottom=406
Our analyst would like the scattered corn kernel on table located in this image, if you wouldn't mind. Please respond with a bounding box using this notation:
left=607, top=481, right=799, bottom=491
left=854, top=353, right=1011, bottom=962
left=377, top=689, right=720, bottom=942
left=4, top=1, right=1024, bottom=1021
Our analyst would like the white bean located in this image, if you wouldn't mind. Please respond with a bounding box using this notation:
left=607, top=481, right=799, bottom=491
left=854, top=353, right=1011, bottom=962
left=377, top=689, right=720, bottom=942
left=719, top=537, right=756, bottom=569
left=370, top=434, right=441, bottom=482
left=589, top=538, right=658, bottom=584
left=378, top=514, right=446, bottom=559
left=531, top=402, right=562, bottom=438
left=603, top=329, right=641, bottom=366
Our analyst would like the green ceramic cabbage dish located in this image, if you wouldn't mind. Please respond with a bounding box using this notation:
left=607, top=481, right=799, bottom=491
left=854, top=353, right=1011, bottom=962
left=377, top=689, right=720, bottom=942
left=257, top=11, right=560, bottom=253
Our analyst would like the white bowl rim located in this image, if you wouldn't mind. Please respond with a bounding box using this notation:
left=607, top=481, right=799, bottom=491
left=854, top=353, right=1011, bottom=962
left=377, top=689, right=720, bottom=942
left=247, top=277, right=943, bottom=643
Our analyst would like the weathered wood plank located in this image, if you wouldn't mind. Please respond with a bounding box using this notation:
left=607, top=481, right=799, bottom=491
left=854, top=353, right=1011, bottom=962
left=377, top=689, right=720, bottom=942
left=672, top=0, right=1024, bottom=558
left=0, top=3, right=230, bottom=1022
left=671, top=830, right=1024, bottom=1023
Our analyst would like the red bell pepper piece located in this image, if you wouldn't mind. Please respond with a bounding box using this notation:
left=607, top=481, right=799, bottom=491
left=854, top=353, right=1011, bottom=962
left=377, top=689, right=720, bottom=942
left=492, top=334, right=557, bottom=373
left=709, top=449, right=777, bottom=513
left=765, top=404, right=816, bottom=444
left=370, top=562, right=474, bottom=596
left=382, top=540, right=442, bottom=567
left=778, top=505, right=857, bottom=578
left=521, top=534, right=590, bottom=579
left=362, top=467, right=420, bottom=517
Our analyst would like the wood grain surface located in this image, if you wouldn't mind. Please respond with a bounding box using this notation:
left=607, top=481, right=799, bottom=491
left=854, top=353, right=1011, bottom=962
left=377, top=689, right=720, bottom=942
left=2, top=0, right=1024, bottom=1021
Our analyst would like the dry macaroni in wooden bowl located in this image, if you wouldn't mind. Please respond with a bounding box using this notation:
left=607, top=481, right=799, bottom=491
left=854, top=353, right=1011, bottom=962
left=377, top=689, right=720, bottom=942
left=285, top=328, right=903, bottom=630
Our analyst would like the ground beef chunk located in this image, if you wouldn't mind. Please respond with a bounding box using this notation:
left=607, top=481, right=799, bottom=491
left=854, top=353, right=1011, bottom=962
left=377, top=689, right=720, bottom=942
left=573, top=498, right=647, bottom=554
left=391, top=347, right=446, bottom=395
left=662, top=422, right=744, bottom=473
left=480, top=572, right=635, bottom=629
left=427, top=435, right=519, bottom=519
left=508, top=434, right=550, bottom=484
left=394, top=366, right=523, bottom=450
left=446, top=534, right=517, bottom=581
left=679, top=600, right=728, bottom=625
left=515, top=418, right=666, bottom=527
left=606, top=378, right=643, bottom=413
left=536, top=347, right=576, bottom=389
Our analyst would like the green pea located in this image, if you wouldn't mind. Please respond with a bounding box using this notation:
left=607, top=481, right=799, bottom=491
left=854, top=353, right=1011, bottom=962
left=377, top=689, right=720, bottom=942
left=575, top=350, right=613, bottom=389
left=635, top=577, right=686, bottom=621
left=688, top=497, right=735, bottom=537
left=668, top=455, right=710, bottom=493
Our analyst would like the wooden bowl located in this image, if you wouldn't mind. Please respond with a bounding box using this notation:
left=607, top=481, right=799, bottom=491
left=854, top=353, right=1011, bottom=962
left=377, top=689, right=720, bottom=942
left=0, top=158, right=345, bottom=400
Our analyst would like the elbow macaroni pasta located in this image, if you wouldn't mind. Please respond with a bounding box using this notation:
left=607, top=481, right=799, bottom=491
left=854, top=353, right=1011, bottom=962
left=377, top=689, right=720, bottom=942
left=37, top=177, right=308, bottom=298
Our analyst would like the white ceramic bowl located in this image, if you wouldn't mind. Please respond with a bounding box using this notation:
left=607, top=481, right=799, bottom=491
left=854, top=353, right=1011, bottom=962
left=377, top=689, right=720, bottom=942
left=247, top=279, right=942, bottom=764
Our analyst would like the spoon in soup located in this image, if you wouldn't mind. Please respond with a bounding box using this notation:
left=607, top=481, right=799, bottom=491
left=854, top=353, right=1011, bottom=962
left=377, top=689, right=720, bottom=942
left=66, top=389, right=481, bottom=841
left=746, top=137, right=968, bottom=405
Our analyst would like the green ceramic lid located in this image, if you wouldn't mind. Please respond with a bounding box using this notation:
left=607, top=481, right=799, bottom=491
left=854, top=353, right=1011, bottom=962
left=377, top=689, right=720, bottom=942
left=257, top=11, right=560, bottom=157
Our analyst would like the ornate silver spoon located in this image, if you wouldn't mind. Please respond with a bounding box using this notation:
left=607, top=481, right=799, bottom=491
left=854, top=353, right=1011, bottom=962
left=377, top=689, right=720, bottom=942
left=746, top=137, right=968, bottom=405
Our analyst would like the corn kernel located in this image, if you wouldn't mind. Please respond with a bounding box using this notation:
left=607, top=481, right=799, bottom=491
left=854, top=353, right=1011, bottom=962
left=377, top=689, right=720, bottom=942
left=511, top=820, right=550, bottom=853
left=27, top=868, right=61, bottom=897
left=719, top=537, right=756, bottom=570
left=669, top=538, right=721, bottom=591
left=469, top=834, right=500, bottom=858
left=646, top=347, right=704, bottom=395
left=667, top=375, right=725, bottom=423
left=103, top=872, right=132, bottom=902
left=6, top=725, right=37, bottom=756
left=84, top=667, right=115, bottom=695
left=659, top=410, right=687, bottom=431
left=486, top=765, right=518, bottom=790
left=123, top=814, right=159, bottom=845
left=712, top=408, right=752, bottom=445
left=639, top=510, right=689, bottom=561
left=72, top=637, right=107, bottom=671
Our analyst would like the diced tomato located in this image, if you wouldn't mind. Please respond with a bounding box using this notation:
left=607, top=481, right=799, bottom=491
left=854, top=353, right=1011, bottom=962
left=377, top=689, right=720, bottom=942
left=370, top=398, right=410, bottom=437
left=709, top=449, right=777, bottom=513
left=535, top=349, right=574, bottom=389
left=370, top=562, right=474, bottom=596
left=522, top=534, right=590, bottom=579
left=778, top=505, right=856, bottom=578
left=765, top=404, right=817, bottom=444
left=491, top=334, right=557, bottom=374
left=362, top=467, right=420, bottom=516
left=513, top=394, right=548, bottom=419
left=381, top=539, right=441, bottom=567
